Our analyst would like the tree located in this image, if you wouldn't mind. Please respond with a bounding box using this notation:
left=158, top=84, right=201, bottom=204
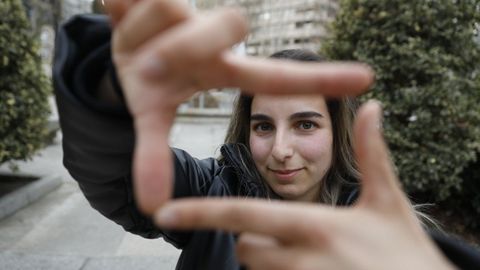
left=322, top=0, right=480, bottom=202
left=21, top=0, right=63, bottom=36
left=0, top=0, right=51, bottom=164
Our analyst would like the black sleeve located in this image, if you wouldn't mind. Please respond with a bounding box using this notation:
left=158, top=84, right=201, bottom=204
left=53, top=14, right=219, bottom=248
left=430, top=231, right=480, bottom=270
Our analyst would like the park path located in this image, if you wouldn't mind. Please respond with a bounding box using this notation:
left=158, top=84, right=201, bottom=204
left=0, top=117, right=229, bottom=270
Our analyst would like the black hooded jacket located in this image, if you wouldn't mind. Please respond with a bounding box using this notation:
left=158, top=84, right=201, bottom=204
left=54, top=14, right=480, bottom=270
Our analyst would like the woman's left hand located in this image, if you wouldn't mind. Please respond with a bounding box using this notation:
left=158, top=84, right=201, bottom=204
left=153, top=101, right=456, bottom=270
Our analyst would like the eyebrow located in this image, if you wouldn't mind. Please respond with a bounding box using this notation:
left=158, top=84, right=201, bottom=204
left=250, top=111, right=324, bottom=122
left=289, top=111, right=324, bottom=120
left=250, top=114, right=273, bottom=122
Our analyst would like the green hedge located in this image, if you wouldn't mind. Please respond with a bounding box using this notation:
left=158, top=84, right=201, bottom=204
left=322, top=0, right=480, bottom=224
left=0, top=0, right=51, bottom=164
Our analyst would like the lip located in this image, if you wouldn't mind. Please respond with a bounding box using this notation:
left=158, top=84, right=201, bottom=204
left=269, top=168, right=303, bottom=182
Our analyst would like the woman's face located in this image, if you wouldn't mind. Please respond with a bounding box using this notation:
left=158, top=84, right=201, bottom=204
left=249, top=94, right=333, bottom=202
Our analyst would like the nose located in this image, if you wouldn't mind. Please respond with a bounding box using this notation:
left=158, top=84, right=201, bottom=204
left=271, top=129, right=294, bottom=162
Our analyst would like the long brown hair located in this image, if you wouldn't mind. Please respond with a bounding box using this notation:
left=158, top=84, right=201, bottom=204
left=223, top=49, right=360, bottom=205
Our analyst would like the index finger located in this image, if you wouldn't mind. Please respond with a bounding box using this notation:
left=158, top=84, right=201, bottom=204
left=154, top=198, right=336, bottom=243
left=224, top=54, right=374, bottom=97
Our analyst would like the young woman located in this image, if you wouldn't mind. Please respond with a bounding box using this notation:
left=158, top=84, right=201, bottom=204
left=53, top=2, right=367, bottom=269
left=221, top=50, right=360, bottom=206
left=56, top=24, right=361, bottom=270
left=53, top=0, right=479, bottom=269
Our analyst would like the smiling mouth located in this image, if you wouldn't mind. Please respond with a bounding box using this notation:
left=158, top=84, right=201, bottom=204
left=268, top=168, right=303, bottom=181
left=269, top=168, right=303, bottom=174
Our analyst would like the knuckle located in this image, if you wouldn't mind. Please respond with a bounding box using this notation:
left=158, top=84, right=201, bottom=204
left=223, top=8, right=248, bottom=28
left=219, top=8, right=248, bottom=40
left=148, top=0, right=189, bottom=22
left=145, top=0, right=167, bottom=13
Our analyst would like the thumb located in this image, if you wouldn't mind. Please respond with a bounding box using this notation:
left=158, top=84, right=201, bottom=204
left=353, top=101, right=411, bottom=213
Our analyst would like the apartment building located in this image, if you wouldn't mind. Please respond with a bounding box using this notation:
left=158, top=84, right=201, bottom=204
left=223, top=0, right=338, bottom=56
left=187, top=0, right=338, bottom=110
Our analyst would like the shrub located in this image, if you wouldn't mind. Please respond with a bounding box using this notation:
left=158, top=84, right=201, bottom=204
left=322, top=0, right=480, bottom=202
left=0, top=0, right=51, bottom=165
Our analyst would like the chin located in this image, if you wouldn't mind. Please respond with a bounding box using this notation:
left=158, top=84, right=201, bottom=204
left=273, top=187, right=303, bottom=201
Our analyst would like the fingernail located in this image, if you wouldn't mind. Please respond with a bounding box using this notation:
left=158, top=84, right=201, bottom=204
left=155, top=207, right=178, bottom=227
left=141, top=58, right=166, bottom=79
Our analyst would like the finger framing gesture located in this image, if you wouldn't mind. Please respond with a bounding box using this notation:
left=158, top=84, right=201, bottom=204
left=104, top=0, right=373, bottom=214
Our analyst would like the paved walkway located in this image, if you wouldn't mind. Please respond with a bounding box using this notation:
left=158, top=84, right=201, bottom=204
left=0, top=117, right=229, bottom=270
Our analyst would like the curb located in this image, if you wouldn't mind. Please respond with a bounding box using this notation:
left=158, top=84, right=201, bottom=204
left=0, top=173, right=63, bottom=220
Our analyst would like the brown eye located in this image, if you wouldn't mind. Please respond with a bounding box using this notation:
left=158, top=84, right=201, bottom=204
left=297, top=121, right=318, bottom=130
left=253, top=122, right=273, bottom=132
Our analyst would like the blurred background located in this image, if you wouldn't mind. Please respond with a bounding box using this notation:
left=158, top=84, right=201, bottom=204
left=0, top=0, right=479, bottom=269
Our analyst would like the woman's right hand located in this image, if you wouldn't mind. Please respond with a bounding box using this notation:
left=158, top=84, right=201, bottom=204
left=106, top=0, right=250, bottom=214
left=104, top=0, right=374, bottom=215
